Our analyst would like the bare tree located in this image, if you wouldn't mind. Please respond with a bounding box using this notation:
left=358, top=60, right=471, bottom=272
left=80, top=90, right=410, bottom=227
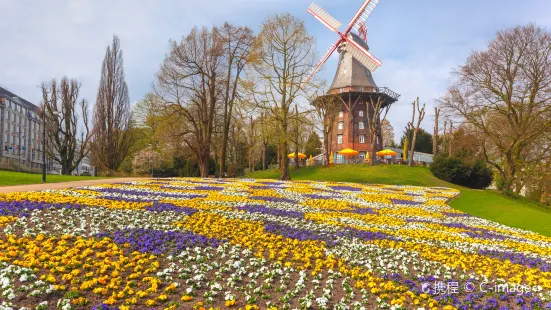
left=448, top=120, right=454, bottom=157
left=288, top=104, right=312, bottom=169
left=155, top=27, right=224, bottom=177
left=443, top=119, right=448, bottom=154
left=313, top=95, right=340, bottom=165
left=433, top=107, right=440, bottom=155
left=133, top=93, right=162, bottom=150
left=218, top=23, right=256, bottom=178
left=440, top=24, right=551, bottom=191
left=248, top=114, right=256, bottom=172
left=91, top=35, right=133, bottom=175
left=409, top=97, right=426, bottom=167
left=368, top=97, right=390, bottom=165
left=381, top=119, right=394, bottom=148
left=258, top=112, right=275, bottom=170
left=41, top=77, right=91, bottom=175
left=250, top=13, right=317, bottom=180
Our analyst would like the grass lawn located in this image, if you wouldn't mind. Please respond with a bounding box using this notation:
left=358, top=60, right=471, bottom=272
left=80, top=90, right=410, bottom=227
left=244, top=165, right=551, bottom=237
left=0, top=170, right=108, bottom=186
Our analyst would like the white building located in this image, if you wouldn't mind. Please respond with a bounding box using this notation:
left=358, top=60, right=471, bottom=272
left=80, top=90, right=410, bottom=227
left=0, top=87, right=44, bottom=170
left=0, top=86, right=94, bottom=175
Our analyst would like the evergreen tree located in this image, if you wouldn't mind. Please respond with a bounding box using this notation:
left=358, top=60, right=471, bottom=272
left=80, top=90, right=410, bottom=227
left=400, top=128, right=433, bottom=154
left=304, top=132, right=322, bottom=157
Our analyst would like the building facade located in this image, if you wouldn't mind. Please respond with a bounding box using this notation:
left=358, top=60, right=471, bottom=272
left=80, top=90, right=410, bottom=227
left=0, top=86, right=94, bottom=174
left=0, top=87, right=44, bottom=170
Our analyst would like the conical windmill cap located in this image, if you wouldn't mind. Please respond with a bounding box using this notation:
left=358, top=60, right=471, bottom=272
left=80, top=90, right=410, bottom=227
left=329, top=32, right=377, bottom=92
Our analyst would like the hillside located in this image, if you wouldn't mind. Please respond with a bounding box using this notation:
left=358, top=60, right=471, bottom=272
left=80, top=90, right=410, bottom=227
left=244, top=165, right=551, bottom=236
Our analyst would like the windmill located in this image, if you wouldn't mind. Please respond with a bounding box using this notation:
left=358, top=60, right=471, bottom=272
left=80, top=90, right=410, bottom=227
left=305, top=0, right=381, bottom=84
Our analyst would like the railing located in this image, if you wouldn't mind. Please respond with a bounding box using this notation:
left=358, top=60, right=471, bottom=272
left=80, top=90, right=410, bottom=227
left=322, top=86, right=400, bottom=101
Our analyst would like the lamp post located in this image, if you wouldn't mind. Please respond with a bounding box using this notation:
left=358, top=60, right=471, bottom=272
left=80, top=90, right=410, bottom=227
left=42, top=108, right=46, bottom=183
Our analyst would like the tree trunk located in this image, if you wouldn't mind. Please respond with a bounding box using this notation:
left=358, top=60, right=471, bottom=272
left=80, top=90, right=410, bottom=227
left=433, top=107, right=440, bottom=155
left=262, top=143, right=267, bottom=170
left=219, top=133, right=228, bottom=178
left=448, top=120, right=453, bottom=157
left=323, top=131, right=329, bottom=165
left=280, top=141, right=290, bottom=180
left=409, top=129, right=418, bottom=167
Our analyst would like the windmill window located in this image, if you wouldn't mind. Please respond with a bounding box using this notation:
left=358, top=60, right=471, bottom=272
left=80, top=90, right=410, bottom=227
left=338, top=122, right=344, bottom=130
left=359, top=110, right=364, bottom=117
left=359, top=135, right=365, bottom=143
left=337, top=134, right=343, bottom=144
left=338, top=111, right=343, bottom=118
left=359, top=121, right=364, bottom=129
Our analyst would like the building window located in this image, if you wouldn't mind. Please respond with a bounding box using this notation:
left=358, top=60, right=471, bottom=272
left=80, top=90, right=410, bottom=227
left=338, top=111, right=343, bottom=118
left=337, top=134, right=343, bottom=144
left=359, top=110, right=364, bottom=117
left=359, top=121, right=364, bottom=129
left=359, top=135, right=365, bottom=143
left=338, top=121, right=344, bottom=130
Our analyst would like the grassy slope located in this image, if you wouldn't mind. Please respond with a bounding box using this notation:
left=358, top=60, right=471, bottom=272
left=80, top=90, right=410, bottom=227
left=0, top=170, right=107, bottom=186
left=244, top=165, right=551, bottom=237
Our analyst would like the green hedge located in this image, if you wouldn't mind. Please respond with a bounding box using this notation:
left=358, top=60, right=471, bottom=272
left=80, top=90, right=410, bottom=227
left=430, top=156, right=493, bottom=189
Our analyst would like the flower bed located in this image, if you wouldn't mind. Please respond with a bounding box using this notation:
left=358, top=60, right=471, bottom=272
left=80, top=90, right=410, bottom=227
left=0, top=178, right=550, bottom=309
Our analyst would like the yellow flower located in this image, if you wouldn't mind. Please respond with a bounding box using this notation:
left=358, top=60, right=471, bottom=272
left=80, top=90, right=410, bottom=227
left=158, top=294, right=168, bottom=301
left=181, top=295, right=193, bottom=302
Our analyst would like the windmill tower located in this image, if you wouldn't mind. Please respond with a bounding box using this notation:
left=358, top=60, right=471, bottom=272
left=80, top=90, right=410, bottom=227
left=306, top=0, right=399, bottom=163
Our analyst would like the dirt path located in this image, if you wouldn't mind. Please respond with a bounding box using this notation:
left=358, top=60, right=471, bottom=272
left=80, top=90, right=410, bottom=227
left=0, top=178, right=150, bottom=193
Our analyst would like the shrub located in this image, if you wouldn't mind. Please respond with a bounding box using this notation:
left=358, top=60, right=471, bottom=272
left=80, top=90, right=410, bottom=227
left=430, top=156, right=493, bottom=189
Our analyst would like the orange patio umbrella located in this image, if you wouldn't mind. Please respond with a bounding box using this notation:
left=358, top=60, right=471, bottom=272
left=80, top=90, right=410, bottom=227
left=287, top=152, right=307, bottom=159
left=337, top=148, right=359, bottom=156
left=376, top=149, right=398, bottom=156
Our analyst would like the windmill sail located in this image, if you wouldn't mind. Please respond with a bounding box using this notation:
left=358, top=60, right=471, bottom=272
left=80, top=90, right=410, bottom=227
left=344, top=40, right=381, bottom=72
left=303, top=41, right=340, bottom=84
left=307, top=2, right=342, bottom=31
left=347, top=0, right=380, bottom=33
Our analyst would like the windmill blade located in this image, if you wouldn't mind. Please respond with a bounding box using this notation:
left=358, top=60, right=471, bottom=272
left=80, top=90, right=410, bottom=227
left=344, top=36, right=381, bottom=72
left=307, top=2, right=342, bottom=33
left=344, top=0, right=380, bottom=35
left=303, top=40, right=341, bottom=85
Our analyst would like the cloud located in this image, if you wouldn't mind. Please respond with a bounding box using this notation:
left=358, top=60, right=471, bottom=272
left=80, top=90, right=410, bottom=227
left=1, top=0, right=550, bottom=147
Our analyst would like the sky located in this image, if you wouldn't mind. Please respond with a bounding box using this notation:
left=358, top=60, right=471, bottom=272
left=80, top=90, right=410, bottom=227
left=1, top=0, right=550, bottom=142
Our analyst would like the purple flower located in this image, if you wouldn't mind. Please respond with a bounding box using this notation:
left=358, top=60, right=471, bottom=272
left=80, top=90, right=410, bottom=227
left=250, top=196, right=296, bottom=204
left=328, top=185, right=363, bottom=192
left=336, top=227, right=399, bottom=242
left=97, top=228, right=223, bottom=255
left=442, top=212, right=471, bottom=218
left=303, top=194, right=335, bottom=199
left=479, top=250, right=551, bottom=271
left=93, top=187, right=205, bottom=199
left=0, top=200, right=82, bottom=217
left=92, top=305, right=119, bottom=310
left=263, top=221, right=338, bottom=246
left=391, top=199, right=422, bottom=205
left=345, top=206, right=377, bottom=215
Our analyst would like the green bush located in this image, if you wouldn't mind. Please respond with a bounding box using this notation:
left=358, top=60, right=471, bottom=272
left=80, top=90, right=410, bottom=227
left=430, top=156, right=493, bottom=189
